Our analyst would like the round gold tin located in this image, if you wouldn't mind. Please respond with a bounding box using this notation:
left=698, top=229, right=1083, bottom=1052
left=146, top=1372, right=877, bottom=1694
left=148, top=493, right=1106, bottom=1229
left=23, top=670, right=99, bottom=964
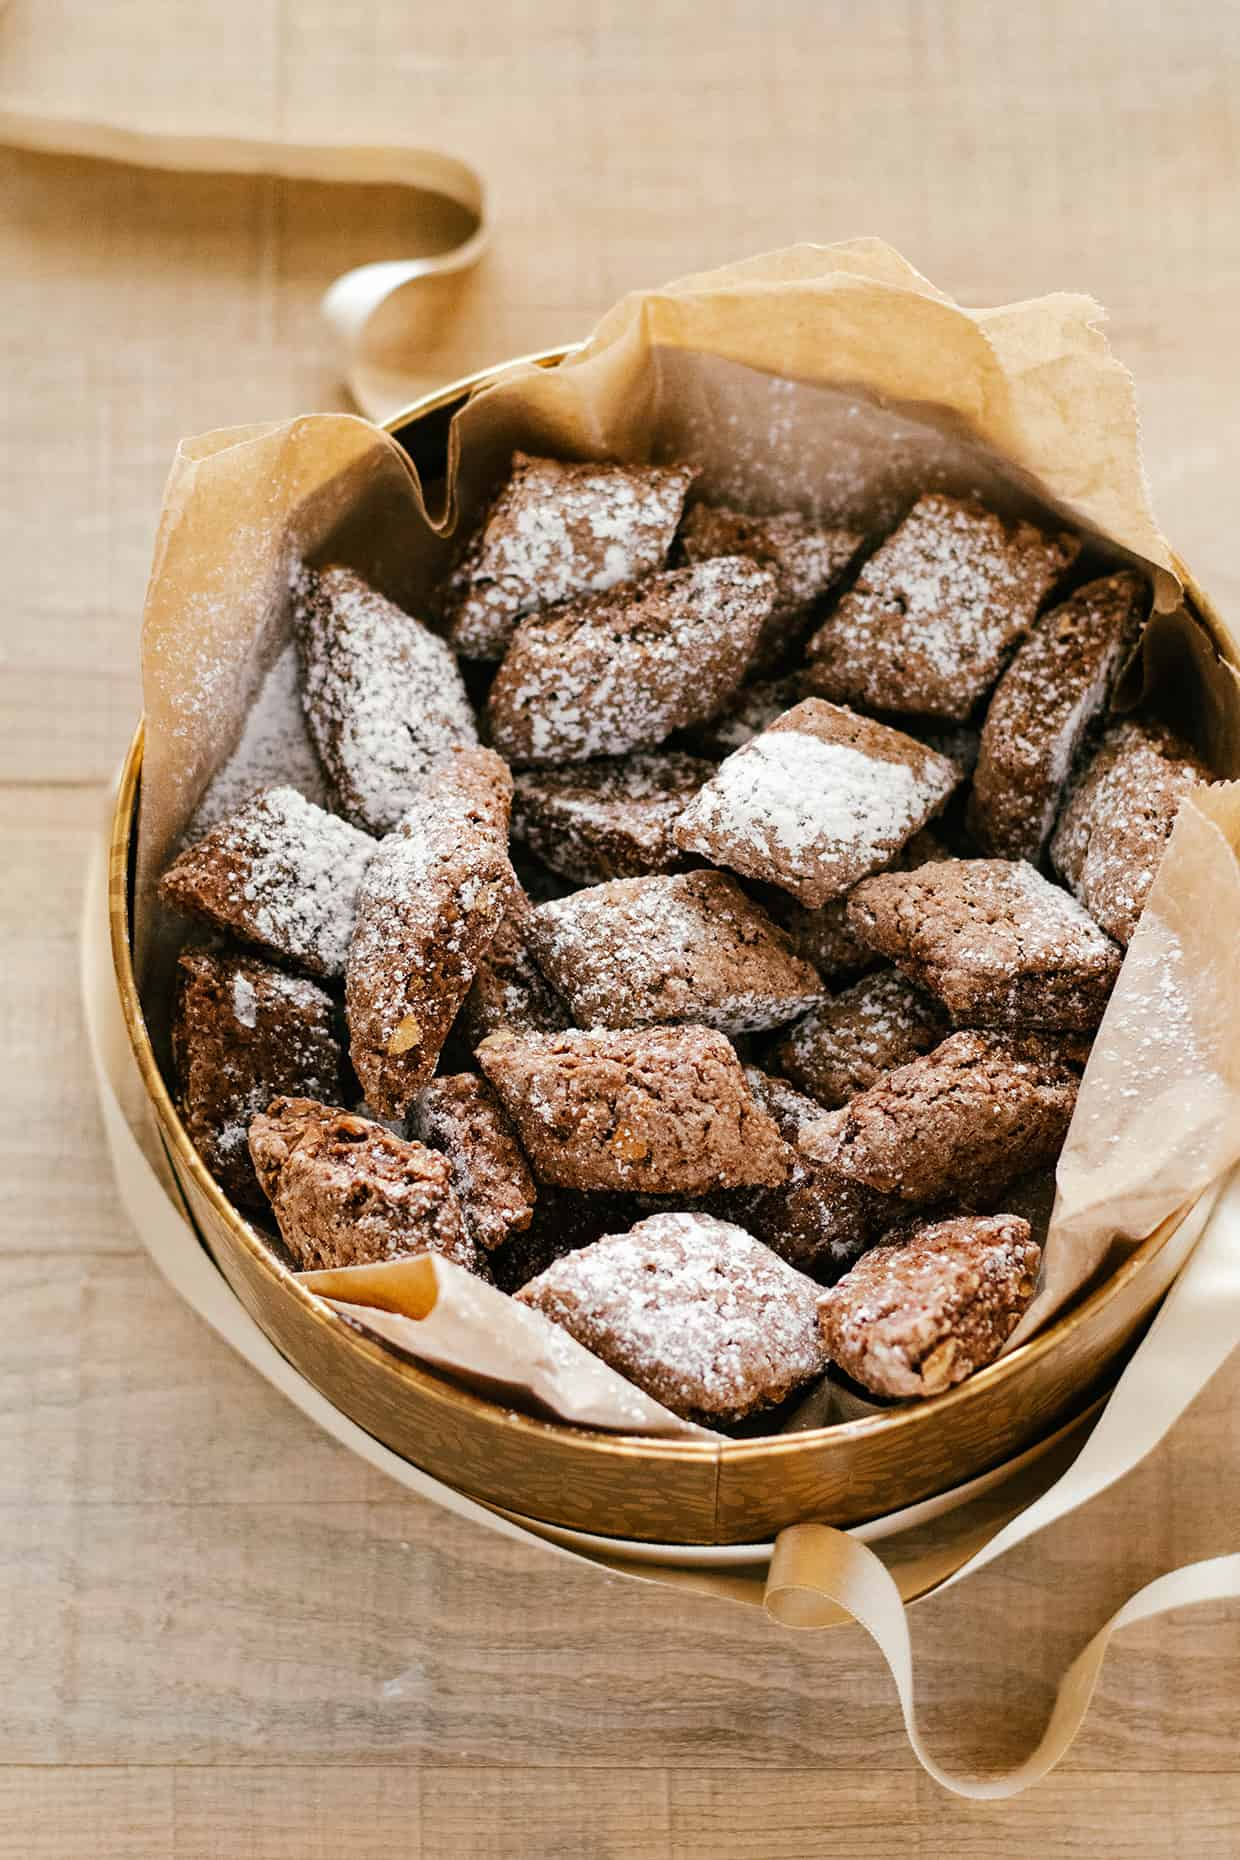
left=108, top=353, right=1229, bottom=1545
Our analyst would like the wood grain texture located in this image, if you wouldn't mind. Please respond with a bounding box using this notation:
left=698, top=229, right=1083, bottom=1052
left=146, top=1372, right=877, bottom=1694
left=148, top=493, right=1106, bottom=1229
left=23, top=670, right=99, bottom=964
left=3, top=0, right=1239, bottom=1852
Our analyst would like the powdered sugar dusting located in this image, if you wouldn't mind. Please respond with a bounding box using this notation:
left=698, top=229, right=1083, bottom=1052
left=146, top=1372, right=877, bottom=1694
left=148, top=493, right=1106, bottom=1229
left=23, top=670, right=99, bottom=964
left=518, top=1211, right=825, bottom=1423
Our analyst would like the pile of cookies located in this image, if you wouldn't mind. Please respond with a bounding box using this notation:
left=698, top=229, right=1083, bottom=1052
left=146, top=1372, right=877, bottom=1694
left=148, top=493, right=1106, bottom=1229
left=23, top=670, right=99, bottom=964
left=159, top=452, right=1214, bottom=1430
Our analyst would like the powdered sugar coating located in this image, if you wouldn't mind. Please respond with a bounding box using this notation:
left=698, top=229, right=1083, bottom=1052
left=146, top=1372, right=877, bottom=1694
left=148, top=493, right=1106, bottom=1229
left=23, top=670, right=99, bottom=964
left=345, top=747, right=516, bottom=1115
left=172, top=951, right=343, bottom=1209
left=772, top=969, right=948, bottom=1108
left=477, top=1024, right=792, bottom=1194
left=485, top=556, right=777, bottom=763
left=969, top=571, right=1147, bottom=861
left=1051, top=719, right=1212, bottom=945
left=291, top=563, right=477, bottom=835
left=847, top=858, right=1122, bottom=1031
left=410, top=1072, right=537, bottom=1253
left=161, top=786, right=376, bottom=979
left=249, top=1097, right=483, bottom=1275
left=515, top=1211, right=827, bottom=1426
left=512, top=750, right=712, bottom=884
left=439, top=453, right=695, bottom=659
left=191, top=641, right=328, bottom=836
left=804, top=494, right=1079, bottom=720
left=674, top=698, right=960, bottom=907
left=525, top=870, right=824, bottom=1034
left=677, top=502, right=862, bottom=671
left=819, top=1212, right=1041, bottom=1397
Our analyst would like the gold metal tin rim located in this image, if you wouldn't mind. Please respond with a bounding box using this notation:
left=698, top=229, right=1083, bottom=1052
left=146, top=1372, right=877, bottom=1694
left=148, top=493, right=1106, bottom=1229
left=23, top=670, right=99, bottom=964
left=107, top=348, right=1223, bottom=1504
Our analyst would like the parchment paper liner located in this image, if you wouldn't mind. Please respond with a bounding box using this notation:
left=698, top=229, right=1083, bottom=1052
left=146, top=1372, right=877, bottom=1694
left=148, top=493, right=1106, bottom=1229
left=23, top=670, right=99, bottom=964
left=133, top=240, right=1240, bottom=1431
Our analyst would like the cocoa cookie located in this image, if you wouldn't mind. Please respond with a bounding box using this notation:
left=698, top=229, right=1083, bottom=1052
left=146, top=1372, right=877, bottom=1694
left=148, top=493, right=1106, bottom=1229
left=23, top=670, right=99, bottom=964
left=771, top=969, right=949, bottom=1108
left=512, top=751, right=713, bottom=885
left=476, top=1024, right=791, bottom=1194
left=248, top=1097, right=483, bottom=1274
left=410, top=1073, right=537, bottom=1254
left=345, top=747, right=516, bottom=1115
left=484, top=556, right=777, bottom=763
left=713, top=1074, right=904, bottom=1282
left=171, top=950, right=343, bottom=1209
left=847, top=858, right=1122, bottom=1032
left=677, top=502, right=862, bottom=671
left=515, top=1211, right=827, bottom=1427
left=818, top=1212, right=1041, bottom=1398
left=1050, top=718, right=1212, bottom=945
left=290, top=562, right=477, bottom=835
left=458, top=885, right=571, bottom=1048
left=525, top=870, right=823, bottom=1034
left=673, top=698, right=960, bottom=907
left=803, top=494, right=1079, bottom=720
left=802, top=1030, right=1079, bottom=1205
left=437, top=453, right=695, bottom=660
left=161, top=787, right=376, bottom=980
left=753, top=830, right=950, bottom=987
left=969, top=571, right=1147, bottom=861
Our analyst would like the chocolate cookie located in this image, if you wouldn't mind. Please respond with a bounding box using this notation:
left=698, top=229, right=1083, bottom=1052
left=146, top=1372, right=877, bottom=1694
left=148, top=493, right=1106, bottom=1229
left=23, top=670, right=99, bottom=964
left=410, top=1072, right=537, bottom=1254
left=248, top=1097, right=482, bottom=1274
left=677, top=502, right=862, bottom=671
left=969, top=571, right=1147, bottom=861
left=847, top=858, right=1121, bottom=1031
left=818, top=1211, right=1040, bottom=1397
left=458, top=884, right=571, bottom=1048
left=761, top=829, right=952, bottom=984
left=161, top=787, right=376, bottom=980
left=172, top=950, right=343, bottom=1209
left=515, top=1211, right=827, bottom=1426
left=1050, top=719, right=1212, bottom=945
left=525, top=870, right=823, bottom=1034
left=345, top=747, right=515, bottom=1114
left=476, top=1024, right=791, bottom=1194
left=673, top=698, right=960, bottom=907
left=804, top=494, right=1079, bottom=720
left=438, top=453, right=695, bottom=659
left=772, top=969, right=949, bottom=1107
left=291, top=562, right=477, bottom=835
left=512, top=751, right=713, bottom=884
left=484, top=556, right=777, bottom=763
left=803, top=1030, right=1079, bottom=1205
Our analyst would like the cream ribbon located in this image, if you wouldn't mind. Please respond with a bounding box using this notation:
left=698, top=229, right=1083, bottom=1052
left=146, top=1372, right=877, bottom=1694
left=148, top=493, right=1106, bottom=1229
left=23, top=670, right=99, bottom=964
left=0, top=106, right=486, bottom=419
left=82, top=812, right=1240, bottom=1796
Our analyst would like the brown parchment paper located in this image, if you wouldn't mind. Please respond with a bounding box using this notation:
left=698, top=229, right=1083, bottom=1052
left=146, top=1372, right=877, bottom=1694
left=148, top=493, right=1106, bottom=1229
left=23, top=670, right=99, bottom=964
left=135, top=240, right=1240, bottom=1432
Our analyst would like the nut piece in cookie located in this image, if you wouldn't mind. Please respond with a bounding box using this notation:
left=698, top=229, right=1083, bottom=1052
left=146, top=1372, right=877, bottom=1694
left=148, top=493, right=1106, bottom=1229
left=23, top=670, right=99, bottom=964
left=291, top=563, right=477, bottom=835
left=512, top=751, right=713, bottom=885
left=477, top=1024, right=791, bottom=1194
left=968, top=571, right=1147, bottom=862
left=437, top=453, right=695, bottom=660
left=772, top=969, right=949, bottom=1108
left=172, top=950, right=343, bottom=1209
left=484, top=557, right=777, bottom=763
left=248, top=1097, right=483, bottom=1274
left=804, top=494, right=1079, bottom=721
left=161, top=787, right=376, bottom=980
left=802, top=1030, right=1079, bottom=1206
left=410, top=1073, right=537, bottom=1254
left=818, top=1212, right=1041, bottom=1398
left=677, top=503, right=862, bottom=672
left=345, top=747, right=515, bottom=1115
left=458, top=884, right=571, bottom=1048
left=847, top=858, right=1121, bottom=1032
left=525, top=870, right=823, bottom=1034
left=1050, top=719, right=1212, bottom=945
left=515, top=1211, right=827, bottom=1427
left=673, top=698, right=960, bottom=907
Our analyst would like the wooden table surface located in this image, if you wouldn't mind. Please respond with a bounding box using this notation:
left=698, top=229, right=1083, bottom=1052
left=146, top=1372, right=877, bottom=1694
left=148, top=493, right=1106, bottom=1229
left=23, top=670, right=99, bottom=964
left=4, top=3, right=1239, bottom=1854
